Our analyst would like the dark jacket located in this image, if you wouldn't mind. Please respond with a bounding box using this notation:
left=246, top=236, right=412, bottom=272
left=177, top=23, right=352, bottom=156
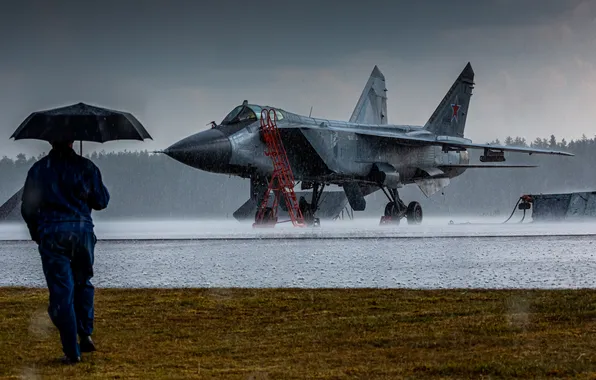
left=21, top=147, right=110, bottom=242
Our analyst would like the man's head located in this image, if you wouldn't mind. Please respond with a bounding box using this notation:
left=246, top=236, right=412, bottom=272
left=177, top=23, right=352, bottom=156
left=50, top=140, right=74, bottom=150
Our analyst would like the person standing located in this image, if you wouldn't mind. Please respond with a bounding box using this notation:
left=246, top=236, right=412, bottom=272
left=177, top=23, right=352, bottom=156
left=21, top=140, right=110, bottom=364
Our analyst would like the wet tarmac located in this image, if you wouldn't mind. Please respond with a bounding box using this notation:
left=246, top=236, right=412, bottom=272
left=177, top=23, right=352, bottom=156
left=1, top=218, right=595, bottom=288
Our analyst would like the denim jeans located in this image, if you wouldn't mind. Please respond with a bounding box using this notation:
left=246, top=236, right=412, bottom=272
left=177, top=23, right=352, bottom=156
left=38, top=230, right=96, bottom=359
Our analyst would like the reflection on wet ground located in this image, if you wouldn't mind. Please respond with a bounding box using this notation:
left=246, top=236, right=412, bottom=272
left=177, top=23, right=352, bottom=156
left=1, top=218, right=595, bottom=289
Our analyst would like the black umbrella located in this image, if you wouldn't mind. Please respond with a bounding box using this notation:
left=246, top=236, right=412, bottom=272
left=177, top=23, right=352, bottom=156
left=10, top=102, right=152, bottom=144
left=1, top=103, right=153, bottom=222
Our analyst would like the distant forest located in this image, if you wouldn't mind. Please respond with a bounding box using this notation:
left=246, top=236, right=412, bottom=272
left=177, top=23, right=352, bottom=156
left=1, top=134, right=594, bottom=220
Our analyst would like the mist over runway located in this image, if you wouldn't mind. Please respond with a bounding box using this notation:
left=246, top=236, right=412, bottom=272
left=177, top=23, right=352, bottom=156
left=1, top=218, right=596, bottom=289
left=3, top=217, right=596, bottom=241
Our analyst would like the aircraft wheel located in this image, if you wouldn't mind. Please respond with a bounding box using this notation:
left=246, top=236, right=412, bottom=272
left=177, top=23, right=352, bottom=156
left=384, top=202, right=397, bottom=217
left=255, top=207, right=276, bottom=225
left=382, top=202, right=401, bottom=225
left=301, top=207, right=315, bottom=226
left=406, top=202, right=423, bottom=225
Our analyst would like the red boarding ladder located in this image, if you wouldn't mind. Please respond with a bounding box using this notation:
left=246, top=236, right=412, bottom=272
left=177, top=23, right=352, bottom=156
left=253, top=108, right=305, bottom=228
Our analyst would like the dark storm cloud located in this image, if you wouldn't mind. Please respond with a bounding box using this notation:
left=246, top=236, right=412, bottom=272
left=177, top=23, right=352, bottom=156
left=0, top=0, right=593, bottom=158
left=0, top=0, right=583, bottom=81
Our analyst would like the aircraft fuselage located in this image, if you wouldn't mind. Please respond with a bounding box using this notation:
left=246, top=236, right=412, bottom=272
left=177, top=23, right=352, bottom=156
left=164, top=109, right=470, bottom=187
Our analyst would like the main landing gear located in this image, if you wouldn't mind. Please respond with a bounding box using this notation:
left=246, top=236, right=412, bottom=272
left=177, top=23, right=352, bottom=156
left=298, top=181, right=324, bottom=227
left=379, top=187, right=423, bottom=225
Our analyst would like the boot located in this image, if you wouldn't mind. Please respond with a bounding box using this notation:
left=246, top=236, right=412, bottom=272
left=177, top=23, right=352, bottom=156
left=80, top=335, right=96, bottom=352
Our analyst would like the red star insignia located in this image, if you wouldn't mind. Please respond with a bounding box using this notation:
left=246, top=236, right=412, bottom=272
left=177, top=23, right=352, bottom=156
left=451, top=103, right=461, bottom=122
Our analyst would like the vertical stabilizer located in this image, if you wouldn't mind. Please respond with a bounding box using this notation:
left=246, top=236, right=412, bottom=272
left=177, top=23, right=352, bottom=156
left=423, top=62, right=475, bottom=137
left=350, top=66, right=388, bottom=125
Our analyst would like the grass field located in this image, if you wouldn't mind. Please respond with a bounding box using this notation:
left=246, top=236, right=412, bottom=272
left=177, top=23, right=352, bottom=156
left=1, top=288, right=596, bottom=379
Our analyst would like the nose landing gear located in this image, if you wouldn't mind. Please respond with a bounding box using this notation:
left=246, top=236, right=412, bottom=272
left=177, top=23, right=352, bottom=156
left=253, top=207, right=277, bottom=226
left=298, top=182, right=324, bottom=227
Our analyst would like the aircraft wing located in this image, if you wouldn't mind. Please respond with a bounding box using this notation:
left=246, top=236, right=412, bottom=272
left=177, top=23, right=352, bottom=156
left=402, top=137, right=574, bottom=156
left=439, top=164, right=537, bottom=168
left=285, top=123, right=574, bottom=157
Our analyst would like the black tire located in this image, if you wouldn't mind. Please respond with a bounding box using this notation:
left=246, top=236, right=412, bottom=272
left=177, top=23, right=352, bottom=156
left=383, top=202, right=401, bottom=225
left=384, top=202, right=397, bottom=217
left=302, top=208, right=315, bottom=225
left=299, top=197, right=313, bottom=223
left=264, top=207, right=274, bottom=222
left=255, top=207, right=275, bottom=224
left=406, top=202, right=423, bottom=225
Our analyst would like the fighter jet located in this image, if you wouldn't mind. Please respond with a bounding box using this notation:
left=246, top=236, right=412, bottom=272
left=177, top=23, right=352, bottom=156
left=163, top=62, right=573, bottom=225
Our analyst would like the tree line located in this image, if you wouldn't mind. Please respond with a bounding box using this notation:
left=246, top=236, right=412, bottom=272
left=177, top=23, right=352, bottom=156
left=1, top=134, right=594, bottom=220
left=0, top=150, right=247, bottom=220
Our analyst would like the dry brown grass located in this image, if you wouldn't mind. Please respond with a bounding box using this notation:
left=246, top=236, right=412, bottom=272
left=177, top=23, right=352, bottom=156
left=1, top=288, right=596, bottom=379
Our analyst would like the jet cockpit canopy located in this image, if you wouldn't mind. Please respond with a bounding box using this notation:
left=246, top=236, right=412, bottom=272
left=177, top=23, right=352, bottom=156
left=220, top=102, right=284, bottom=126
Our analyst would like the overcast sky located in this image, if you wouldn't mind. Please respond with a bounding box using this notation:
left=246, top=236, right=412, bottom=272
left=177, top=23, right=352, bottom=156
left=0, top=0, right=595, bottom=158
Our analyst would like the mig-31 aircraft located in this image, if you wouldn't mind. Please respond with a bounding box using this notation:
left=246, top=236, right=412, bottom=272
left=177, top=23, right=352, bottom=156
left=163, top=62, right=573, bottom=225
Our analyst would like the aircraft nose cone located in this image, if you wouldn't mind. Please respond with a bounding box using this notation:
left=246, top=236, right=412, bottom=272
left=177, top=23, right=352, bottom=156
left=164, top=129, right=232, bottom=172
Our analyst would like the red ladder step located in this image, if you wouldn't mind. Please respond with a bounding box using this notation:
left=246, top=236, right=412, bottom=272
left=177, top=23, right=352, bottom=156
left=253, top=108, right=305, bottom=228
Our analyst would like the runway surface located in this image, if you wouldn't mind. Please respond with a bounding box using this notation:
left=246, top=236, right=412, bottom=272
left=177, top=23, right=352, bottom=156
left=1, top=218, right=595, bottom=288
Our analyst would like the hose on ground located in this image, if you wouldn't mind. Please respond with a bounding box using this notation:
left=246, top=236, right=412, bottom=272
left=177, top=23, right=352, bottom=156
left=520, top=209, right=527, bottom=223
left=502, top=197, right=522, bottom=224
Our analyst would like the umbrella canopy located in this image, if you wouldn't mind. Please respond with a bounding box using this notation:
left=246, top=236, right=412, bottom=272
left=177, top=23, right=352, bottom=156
left=10, top=102, right=152, bottom=143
